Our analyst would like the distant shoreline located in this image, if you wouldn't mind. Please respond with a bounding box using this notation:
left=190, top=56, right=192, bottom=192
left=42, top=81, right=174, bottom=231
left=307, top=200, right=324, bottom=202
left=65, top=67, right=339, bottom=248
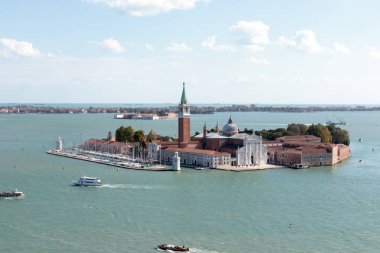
left=1, top=104, right=380, bottom=114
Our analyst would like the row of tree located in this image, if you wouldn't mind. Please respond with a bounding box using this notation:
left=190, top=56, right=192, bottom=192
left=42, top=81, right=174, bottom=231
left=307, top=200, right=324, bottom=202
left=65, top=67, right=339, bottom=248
left=115, top=126, right=146, bottom=143
left=114, top=126, right=175, bottom=143
left=251, top=123, right=350, bottom=145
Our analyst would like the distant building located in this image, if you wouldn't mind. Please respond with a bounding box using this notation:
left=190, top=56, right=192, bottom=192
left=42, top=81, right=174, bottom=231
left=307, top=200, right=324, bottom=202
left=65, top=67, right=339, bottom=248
left=115, top=113, right=160, bottom=120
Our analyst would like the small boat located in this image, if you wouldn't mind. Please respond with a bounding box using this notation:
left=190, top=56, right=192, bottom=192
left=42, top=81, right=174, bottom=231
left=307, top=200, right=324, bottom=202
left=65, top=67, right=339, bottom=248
left=359, top=138, right=363, bottom=142
left=72, top=176, right=102, bottom=186
left=358, top=160, right=363, bottom=163
left=0, top=190, right=24, bottom=199
left=195, top=167, right=204, bottom=170
left=291, top=164, right=310, bottom=169
left=157, top=244, right=189, bottom=252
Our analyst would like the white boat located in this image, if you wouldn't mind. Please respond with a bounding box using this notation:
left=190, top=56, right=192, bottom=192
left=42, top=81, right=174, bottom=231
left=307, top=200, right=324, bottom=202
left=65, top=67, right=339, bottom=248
left=72, top=176, right=102, bottom=186
left=195, top=167, right=204, bottom=170
left=291, top=164, right=310, bottom=169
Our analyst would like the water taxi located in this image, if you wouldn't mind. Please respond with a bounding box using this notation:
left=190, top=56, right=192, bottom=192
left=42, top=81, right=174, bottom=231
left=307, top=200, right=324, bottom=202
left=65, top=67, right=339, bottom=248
left=0, top=190, right=24, bottom=199
left=72, top=176, right=102, bottom=186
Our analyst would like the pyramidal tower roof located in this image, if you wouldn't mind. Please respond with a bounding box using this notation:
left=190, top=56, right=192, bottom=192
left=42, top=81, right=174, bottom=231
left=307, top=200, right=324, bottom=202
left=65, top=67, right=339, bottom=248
left=228, top=115, right=233, bottom=124
left=180, top=82, right=188, bottom=104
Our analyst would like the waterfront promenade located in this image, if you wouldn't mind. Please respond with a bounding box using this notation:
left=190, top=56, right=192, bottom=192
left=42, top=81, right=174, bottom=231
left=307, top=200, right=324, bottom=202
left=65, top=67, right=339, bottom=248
left=214, top=164, right=285, bottom=172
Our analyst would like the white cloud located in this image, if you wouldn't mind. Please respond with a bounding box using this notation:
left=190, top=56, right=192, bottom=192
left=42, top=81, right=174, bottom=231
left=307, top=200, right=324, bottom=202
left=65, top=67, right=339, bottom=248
left=145, top=43, right=155, bottom=50
left=0, top=38, right=42, bottom=57
left=333, top=43, right=350, bottom=54
left=245, top=44, right=264, bottom=53
left=166, top=43, right=192, bottom=52
left=100, top=38, right=125, bottom=53
left=277, top=29, right=324, bottom=53
left=230, top=21, right=270, bottom=44
left=85, top=0, right=205, bottom=16
left=201, top=36, right=235, bottom=52
left=247, top=57, right=270, bottom=65
left=366, top=46, right=380, bottom=59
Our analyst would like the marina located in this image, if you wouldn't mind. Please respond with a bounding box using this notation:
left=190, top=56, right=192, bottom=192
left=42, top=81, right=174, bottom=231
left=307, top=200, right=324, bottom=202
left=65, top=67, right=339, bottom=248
left=47, top=150, right=171, bottom=171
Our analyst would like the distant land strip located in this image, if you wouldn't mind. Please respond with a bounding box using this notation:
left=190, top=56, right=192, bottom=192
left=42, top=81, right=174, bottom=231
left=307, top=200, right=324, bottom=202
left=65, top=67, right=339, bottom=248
left=1, top=104, right=380, bottom=114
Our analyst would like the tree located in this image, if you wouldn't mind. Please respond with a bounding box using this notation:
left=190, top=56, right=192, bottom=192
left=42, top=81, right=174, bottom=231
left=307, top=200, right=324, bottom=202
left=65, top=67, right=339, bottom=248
left=125, top=126, right=134, bottom=142
left=194, top=131, right=200, bottom=136
left=115, top=126, right=134, bottom=142
left=115, top=126, right=124, bottom=142
left=255, top=128, right=288, bottom=140
left=146, top=130, right=157, bottom=142
left=240, top=128, right=254, bottom=134
left=107, top=131, right=112, bottom=141
left=133, top=130, right=145, bottom=143
left=162, top=136, right=173, bottom=141
left=327, top=124, right=350, bottom=145
left=306, top=124, right=332, bottom=143
left=287, top=123, right=308, bottom=135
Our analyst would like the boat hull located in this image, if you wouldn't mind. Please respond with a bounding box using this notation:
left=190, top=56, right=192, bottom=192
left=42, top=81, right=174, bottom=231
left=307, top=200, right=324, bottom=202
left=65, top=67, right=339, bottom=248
left=72, top=182, right=102, bottom=187
left=0, top=192, right=24, bottom=199
left=157, top=244, right=189, bottom=252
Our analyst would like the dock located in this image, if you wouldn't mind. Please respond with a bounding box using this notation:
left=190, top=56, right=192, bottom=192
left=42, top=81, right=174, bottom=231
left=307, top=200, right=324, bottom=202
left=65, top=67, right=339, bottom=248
left=46, top=150, right=172, bottom=171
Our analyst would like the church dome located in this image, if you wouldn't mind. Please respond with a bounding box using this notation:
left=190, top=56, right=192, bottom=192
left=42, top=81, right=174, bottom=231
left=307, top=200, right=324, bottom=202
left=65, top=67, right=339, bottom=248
left=222, top=116, right=238, bottom=136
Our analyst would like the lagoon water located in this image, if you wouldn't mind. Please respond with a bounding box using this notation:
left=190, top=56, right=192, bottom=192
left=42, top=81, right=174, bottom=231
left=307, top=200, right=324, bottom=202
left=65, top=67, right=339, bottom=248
left=1, top=111, right=380, bottom=253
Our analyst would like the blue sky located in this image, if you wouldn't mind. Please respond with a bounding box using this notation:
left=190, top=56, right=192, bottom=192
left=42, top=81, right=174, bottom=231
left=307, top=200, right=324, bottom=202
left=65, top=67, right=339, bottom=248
left=1, top=0, right=380, bottom=104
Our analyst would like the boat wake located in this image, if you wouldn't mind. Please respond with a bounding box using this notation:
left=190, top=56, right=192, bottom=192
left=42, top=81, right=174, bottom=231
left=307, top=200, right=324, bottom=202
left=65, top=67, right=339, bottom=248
left=189, top=248, right=224, bottom=253
left=101, top=184, right=169, bottom=190
left=156, top=247, right=223, bottom=253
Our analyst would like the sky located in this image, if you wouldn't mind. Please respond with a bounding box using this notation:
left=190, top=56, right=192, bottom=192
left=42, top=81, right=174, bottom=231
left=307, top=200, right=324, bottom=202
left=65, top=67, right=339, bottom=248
left=1, top=0, right=380, bottom=104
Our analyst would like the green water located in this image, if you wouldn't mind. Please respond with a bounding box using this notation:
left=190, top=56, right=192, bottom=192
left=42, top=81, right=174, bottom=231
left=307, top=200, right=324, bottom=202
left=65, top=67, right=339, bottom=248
left=1, top=112, right=379, bottom=253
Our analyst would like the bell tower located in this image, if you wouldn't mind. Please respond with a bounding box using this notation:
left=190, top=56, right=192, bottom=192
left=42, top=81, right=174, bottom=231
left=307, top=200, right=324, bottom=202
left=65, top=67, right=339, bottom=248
left=178, top=82, right=190, bottom=148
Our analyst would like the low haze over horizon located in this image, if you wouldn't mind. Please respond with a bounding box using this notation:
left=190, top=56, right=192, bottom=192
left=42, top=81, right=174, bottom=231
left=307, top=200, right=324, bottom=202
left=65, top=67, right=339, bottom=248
left=1, top=0, right=380, bottom=104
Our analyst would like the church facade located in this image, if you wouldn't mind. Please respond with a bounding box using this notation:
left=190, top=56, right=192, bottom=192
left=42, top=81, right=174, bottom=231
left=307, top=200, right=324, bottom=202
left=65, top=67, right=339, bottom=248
left=148, top=83, right=267, bottom=168
left=194, top=117, right=267, bottom=166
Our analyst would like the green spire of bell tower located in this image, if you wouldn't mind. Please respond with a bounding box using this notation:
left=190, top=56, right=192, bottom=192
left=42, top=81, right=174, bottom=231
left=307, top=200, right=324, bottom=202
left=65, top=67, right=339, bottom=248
left=180, top=82, right=187, bottom=104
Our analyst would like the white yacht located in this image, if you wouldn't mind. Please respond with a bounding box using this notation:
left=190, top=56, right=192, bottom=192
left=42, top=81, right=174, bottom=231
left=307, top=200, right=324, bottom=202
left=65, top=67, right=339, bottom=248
left=73, top=176, right=102, bottom=186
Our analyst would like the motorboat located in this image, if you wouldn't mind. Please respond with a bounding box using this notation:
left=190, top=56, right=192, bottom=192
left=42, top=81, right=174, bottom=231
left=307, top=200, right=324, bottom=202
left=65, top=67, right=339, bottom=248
left=359, top=138, right=363, bottom=142
left=73, top=176, right=102, bottom=186
left=157, top=244, right=189, bottom=252
left=291, top=164, right=310, bottom=169
left=195, top=167, right=204, bottom=170
left=0, top=190, right=24, bottom=199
